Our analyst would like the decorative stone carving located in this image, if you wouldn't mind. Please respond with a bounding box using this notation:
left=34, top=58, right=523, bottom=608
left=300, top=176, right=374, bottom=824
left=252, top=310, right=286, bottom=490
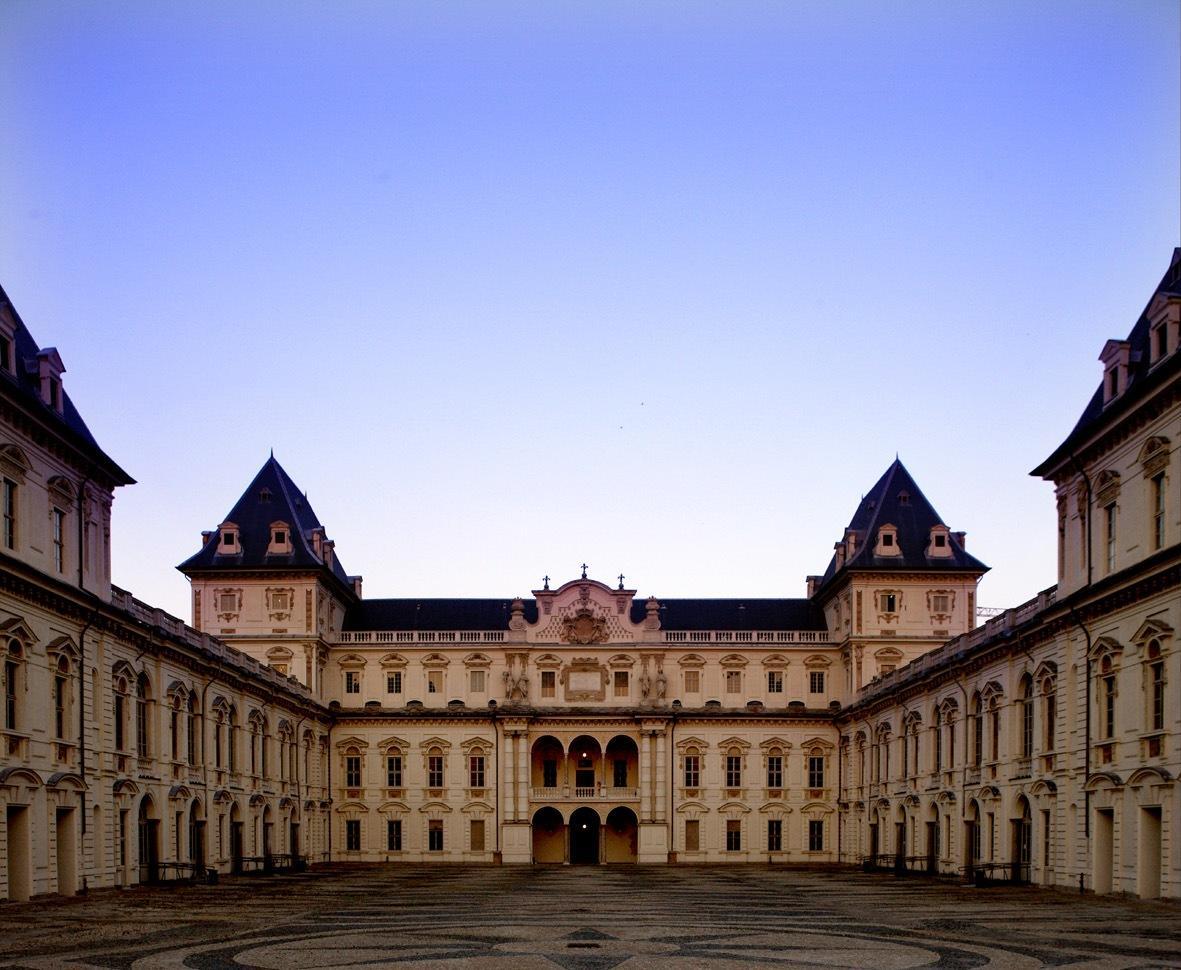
left=560, top=610, right=608, bottom=645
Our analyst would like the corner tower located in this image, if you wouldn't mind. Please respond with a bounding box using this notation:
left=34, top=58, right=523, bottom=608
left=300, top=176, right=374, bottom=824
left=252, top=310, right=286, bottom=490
left=177, top=455, right=360, bottom=695
left=808, top=458, right=988, bottom=693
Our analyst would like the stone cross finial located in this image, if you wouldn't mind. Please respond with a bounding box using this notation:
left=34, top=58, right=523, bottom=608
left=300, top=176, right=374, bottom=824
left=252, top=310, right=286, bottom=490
left=581, top=563, right=588, bottom=579
left=542, top=575, right=550, bottom=590
left=618, top=573, right=625, bottom=590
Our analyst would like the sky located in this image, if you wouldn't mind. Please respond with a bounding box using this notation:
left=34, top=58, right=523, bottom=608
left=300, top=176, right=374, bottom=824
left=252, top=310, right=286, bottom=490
left=1, top=1, right=1178, bottom=623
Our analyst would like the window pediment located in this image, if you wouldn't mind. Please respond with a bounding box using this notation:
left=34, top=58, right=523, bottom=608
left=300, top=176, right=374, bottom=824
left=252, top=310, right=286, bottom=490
left=463, top=653, right=492, bottom=667
left=418, top=736, right=452, bottom=751
left=677, top=654, right=705, bottom=668
left=334, top=735, right=369, bottom=750
left=338, top=654, right=366, bottom=668
left=421, top=653, right=450, bottom=668
left=1138, top=436, right=1171, bottom=475
left=1130, top=617, right=1173, bottom=645
left=759, top=736, right=792, bottom=750
left=718, top=736, right=751, bottom=752
left=379, top=653, right=407, bottom=669
left=720, top=654, right=748, bottom=668
left=760, top=654, right=790, bottom=668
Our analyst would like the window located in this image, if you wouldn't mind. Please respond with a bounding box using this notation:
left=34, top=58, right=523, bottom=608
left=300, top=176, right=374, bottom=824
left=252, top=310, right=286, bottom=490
left=613, top=670, right=629, bottom=697
left=1043, top=686, right=1056, bottom=751
left=428, top=819, right=443, bottom=852
left=613, top=758, right=627, bottom=788
left=808, top=754, right=824, bottom=789
left=52, top=508, right=65, bottom=573
left=540, top=670, right=556, bottom=698
left=169, top=706, right=179, bottom=760
left=726, top=819, right=741, bottom=852
left=882, top=533, right=894, bottom=547
left=386, top=754, right=402, bottom=787
left=217, top=591, right=237, bottom=614
left=470, top=819, right=485, bottom=852
left=809, top=671, right=825, bottom=694
left=934, top=533, right=947, bottom=548
left=725, top=670, right=741, bottom=694
left=5, top=649, right=21, bottom=731
left=220, top=530, right=235, bottom=549
left=345, top=753, right=362, bottom=788
left=931, top=594, right=949, bottom=613
left=766, top=753, right=782, bottom=788
left=683, top=751, right=700, bottom=788
left=273, top=530, right=285, bottom=545
left=880, top=592, right=897, bottom=613
left=767, top=819, right=782, bottom=852
left=808, top=819, right=824, bottom=852
left=213, top=713, right=223, bottom=767
left=427, top=670, right=443, bottom=695
left=227, top=710, right=237, bottom=772
left=135, top=676, right=150, bottom=759
left=469, top=669, right=485, bottom=693
left=387, top=819, right=401, bottom=851
left=270, top=590, right=290, bottom=613
left=1148, top=642, right=1164, bottom=733
left=3, top=478, right=16, bottom=549
left=989, top=698, right=1000, bottom=760
left=1020, top=676, right=1034, bottom=758
left=542, top=759, right=557, bottom=788
left=725, top=751, right=742, bottom=788
left=1102, top=674, right=1116, bottom=739
left=934, top=709, right=943, bottom=771
left=344, top=671, right=361, bottom=695
left=0, top=335, right=10, bottom=372
left=427, top=749, right=444, bottom=788
left=469, top=753, right=485, bottom=788
left=684, top=819, right=700, bottom=852
left=684, top=669, right=700, bottom=693
left=386, top=672, right=402, bottom=694
left=1104, top=502, right=1116, bottom=573
left=345, top=819, right=361, bottom=851
left=187, top=695, right=198, bottom=765
left=54, top=660, right=68, bottom=739
left=1151, top=473, right=1165, bottom=550
left=766, top=670, right=783, bottom=693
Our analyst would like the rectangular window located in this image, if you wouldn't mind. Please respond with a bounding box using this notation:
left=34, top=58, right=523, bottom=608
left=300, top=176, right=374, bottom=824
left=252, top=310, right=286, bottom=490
left=542, top=759, right=557, bottom=788
left=469, top=669, right=485, bottom=693
left=725, top=755, right=742, bottom=788
left=344, top=671, right=361, bottom=694
left=52, top=507, right=65, bottom=573
left=931, top=594, right=949, bottom=613
left=187, top=707, right=197, bottom=764
left=428, top=755, right=444, bottom=788
left=386, top=754, right=402, bottom=787
left=2, top=478, right=16, bottom=549
left=427, top=670, right=442, bottom=694
left=387, top=818, right=401, bottom=851
left=935, top=720, right=943, bottom=771
left=766, top=670, right=783, bottom=693
left=1103, top=676, right=1116, bottom=738
left=881, top=592, right=897, bottom=613
left=169, top=709, right=178, bottom=759
left=345, top=819, right=361, bottom=851
left=683, top=669, right=700, bottom=693
left=767, top=819, right=782, bottom=852
left=766, top=755, right=782, bottom=789
left=809, top=671, right=825, bottom=694
left=469, top=755, right=485, bottom=788
left=725, top=670, right=741, bottom=694
left=540, top=670, right=556, bottom=698
left=683, top=754, right=700, bottom=788
left=808, top=819, right=824, bottom=852
left=1042, top=810, right=1051, bottom=867
left=613, top=670, right=628, bottom=697
left=136, top=695, right=149, bottom=759
left=345, top=755, right=362, bottom=788
left=1151, top=473, right=1165, bottom=550
left=613, top=758, right=627, bottom=788
left=55, top=675, right=67, bottom=739
left=470, top=819, right=485, bottom=852
left=1044, top=693, right=1056, bottom=751
left=3, top=661, right=15, bottom=731
left=684, top=819, right=700, bottom=852
left=386, top=671, right=402, bottom=694
left=1150, top=662, right=1164, bottom=732
left=725, top=819, right=741, bottom=852
left=428, top=819, right=443, bottom=852
left=808, top=755, right=824, bottom=789
left=1104, top=502, right=1116, bottom=573
left=218, top=591, right=237, bottom=614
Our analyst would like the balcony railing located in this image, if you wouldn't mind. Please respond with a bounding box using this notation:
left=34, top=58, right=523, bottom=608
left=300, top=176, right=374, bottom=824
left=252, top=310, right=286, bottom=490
left=531, top=786, right=639, bottom=801
left=662, top=630, right=831, bottom=644
left=338, top=630, right=505, bottom=644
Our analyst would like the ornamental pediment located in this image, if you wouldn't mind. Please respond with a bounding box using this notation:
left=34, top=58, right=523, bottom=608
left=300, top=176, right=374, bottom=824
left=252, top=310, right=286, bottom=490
left=529, top=576, right=642, bottom=644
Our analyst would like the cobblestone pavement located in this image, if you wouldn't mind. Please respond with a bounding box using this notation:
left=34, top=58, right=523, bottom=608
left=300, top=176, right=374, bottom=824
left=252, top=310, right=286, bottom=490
left=0, top=865, right=1178, bottom=970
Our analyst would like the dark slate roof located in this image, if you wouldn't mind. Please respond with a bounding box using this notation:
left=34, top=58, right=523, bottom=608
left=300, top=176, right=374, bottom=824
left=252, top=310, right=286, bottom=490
left=815, top=458, right=988, bottom=599
left=0, top=283, right=133, bottom=485
left=344, top=598, right=538, bottom=631
left=177, top=455, right=354, bottom=591
left=630, top=598, right=826, bottom=631
left=1032, top=247, right=1181, bottom=478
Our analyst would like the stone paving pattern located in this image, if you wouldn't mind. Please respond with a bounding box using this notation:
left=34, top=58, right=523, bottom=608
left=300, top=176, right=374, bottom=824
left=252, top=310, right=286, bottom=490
left=0, top=865, right=1178, bottom=969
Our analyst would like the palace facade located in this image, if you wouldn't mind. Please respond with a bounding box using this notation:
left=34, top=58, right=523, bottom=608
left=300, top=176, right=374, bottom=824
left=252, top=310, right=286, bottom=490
left=1, top=249, right=1178, bottom=901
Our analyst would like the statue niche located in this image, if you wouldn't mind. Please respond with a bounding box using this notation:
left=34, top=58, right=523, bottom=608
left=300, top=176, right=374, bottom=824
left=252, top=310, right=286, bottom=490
left=560, top=609, right=608, bottom=645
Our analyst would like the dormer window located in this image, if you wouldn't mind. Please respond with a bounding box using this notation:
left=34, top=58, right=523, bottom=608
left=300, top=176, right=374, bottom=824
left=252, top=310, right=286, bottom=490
left=0, top=335, right=12, bottom=375
left=1152, top=321, right=1168, bottom=362
left=0, top=309, right=14, bottom=376
left=926, top=524, right=952, bottom=558
left=218, top=522, right=240, bottom=553
left=1099, top=339, right=1131, bottom=406
left=36, top=348, right=66, bottom=414
left=874, top=524, right=901, bottom=557
left=267, top=521, right=291, bottom=555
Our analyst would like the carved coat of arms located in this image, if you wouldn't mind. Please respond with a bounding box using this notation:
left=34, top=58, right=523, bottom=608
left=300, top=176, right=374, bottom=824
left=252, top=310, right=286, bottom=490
left=560, top=610, right=608, bottom=644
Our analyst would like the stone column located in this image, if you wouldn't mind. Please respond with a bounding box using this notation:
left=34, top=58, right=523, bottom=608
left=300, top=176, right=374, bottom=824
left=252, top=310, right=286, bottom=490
left=655, top=729, right=668, bottom=823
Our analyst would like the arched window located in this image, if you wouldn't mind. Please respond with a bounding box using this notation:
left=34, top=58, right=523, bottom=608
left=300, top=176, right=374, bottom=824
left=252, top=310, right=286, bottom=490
left=989, top=696, right=1001, bottom=760
left=468, top=746, right=485, bottom=789
left=4, top=638, right=24, bottom=732
left=725, top=747, right=742, bottom=788
left=1019, top=674, right=1034, bottom=759
left=970, top=693, right=983, bottom=767
left=427, top=746, right=444, bottom=788
left=766, top=746, right=783, bottom=789
left=1147, top=640, right=1165, bottom=734
left=683, top=746, right=701, bottom=788
left=1040, top=676, right=1056, bottom=752
left=113, top=675, right=129, bottom=752
left=169, top=694, right=182, bottom=761
left=135, top=674, right=151, bottom=760
left=344, top=746, right=362, bottom=788
left=186, top=694, right=199, bottom=765
left=53, top=655, right=71, bottom=740
left=227, top=707, right=238, bottom=773
left=933, top=708, right=943, bottom=772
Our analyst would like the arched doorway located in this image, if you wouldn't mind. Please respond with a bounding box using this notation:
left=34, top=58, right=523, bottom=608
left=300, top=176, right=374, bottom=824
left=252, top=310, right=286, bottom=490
left=137, top=796, right=159, bottom=885
left=605, top=736, right=639, bottom=793
left=531, top=806, right=564, bottom=863
left=569, top=807, right=601, bottom=864
left=567, top=736, right=602, bottom=796
left=604, top=806, right=638, bottom=863
left=925, top=803, right=940, bottom=874
left=1011, top=795, right=1031, bottom=884
left=229, top=802, right=244, bottom=874
left=262, top=804, right=274, bottom=868
left=894, top=804, right=907, bottom=871
left=189, top=798, right=205, bottom=870
left=964, top=799, right=981, bottom=878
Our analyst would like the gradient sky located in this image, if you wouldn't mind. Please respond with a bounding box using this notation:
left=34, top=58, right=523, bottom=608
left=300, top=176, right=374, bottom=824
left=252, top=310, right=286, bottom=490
left=1, top=1, right=1178, bottom=623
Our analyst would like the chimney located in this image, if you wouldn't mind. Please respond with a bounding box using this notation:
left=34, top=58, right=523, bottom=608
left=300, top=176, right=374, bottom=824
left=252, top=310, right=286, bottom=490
left=953, top=531, right=967, bottom=549
left=351, top=575, right=363, bottom=598
left=806, top=575, right=820, bottom=598
left=322, top=539, right=335, bottom=567
left=311, top=527, right=324, bottom=557
left=834, top=541, right=846, bottom=569
left=201, top=530, right=214, bottom=547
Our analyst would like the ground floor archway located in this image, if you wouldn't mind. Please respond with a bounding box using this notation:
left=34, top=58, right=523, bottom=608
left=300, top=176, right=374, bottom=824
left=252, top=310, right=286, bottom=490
left=532, top=807, right=564, bottom=863
left=604, top=806, right=638, bottom=863
left=569, top=807, right=601, bottom=864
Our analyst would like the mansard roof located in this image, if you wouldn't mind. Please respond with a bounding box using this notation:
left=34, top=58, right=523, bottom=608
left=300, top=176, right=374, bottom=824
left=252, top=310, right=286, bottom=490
left=177, top=455, right=354, bottom=594
left=815, top=458, right=988, bottom=599
left=344, top=596, right=824, bottom=632
left=0, top=283, right=133, bottom=486
left=1032, top=247, right=1181, bottom=478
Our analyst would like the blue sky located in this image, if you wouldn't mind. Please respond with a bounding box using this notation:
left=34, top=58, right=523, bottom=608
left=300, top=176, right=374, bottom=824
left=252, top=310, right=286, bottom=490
left=1, top=1, right=1178, bottom=621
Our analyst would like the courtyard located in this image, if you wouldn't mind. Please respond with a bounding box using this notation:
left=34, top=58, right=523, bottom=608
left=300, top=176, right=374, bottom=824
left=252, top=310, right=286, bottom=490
left=0, top=866, right=1177, bottom=969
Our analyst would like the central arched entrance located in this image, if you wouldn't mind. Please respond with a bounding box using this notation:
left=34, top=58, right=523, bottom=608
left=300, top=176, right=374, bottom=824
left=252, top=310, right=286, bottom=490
left=531, top=807, right=564, bottom=863
left=569, top=807, right=601, bottom=864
